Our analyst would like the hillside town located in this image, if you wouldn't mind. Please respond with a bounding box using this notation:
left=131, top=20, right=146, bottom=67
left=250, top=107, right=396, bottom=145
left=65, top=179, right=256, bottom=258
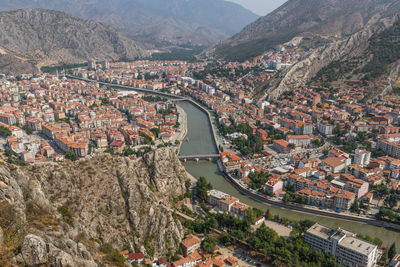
left=0, top=52, right=400, bottom=266
left=0, top=74, right=183, bottom=163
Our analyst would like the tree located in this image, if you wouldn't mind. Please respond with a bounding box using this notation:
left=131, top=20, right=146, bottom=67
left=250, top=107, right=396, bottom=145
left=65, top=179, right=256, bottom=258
left=65, top=150, right=78, bottom=161
left=389, top=242, right=397, bottom=260
left=201, top=236, right=217, bottom=254
left=384, top=194, right=398, bottom=209
left=351, top=198, right=360, bottom=214
left=288, top=143, right=296, bottom=149
left=196, top=177, right=212, bottom=202
left=0, top=126, right=12, bottom=137
left=265, top=209, right=273, bottom=220
left=218, top=232, right=233, bottom=246
left=150, top=127, right=160, bottom=138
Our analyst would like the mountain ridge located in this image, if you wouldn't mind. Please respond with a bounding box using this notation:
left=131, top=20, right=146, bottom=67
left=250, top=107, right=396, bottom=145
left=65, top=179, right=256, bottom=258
left=0, top=0, right=259, bottom=46
left=0, top=8, right=148, bottom=74
left=213, top=0, right=400, bottom=61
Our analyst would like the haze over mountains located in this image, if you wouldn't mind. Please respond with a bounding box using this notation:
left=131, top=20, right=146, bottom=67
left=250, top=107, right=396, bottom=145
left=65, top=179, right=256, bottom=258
left=0, top=0, right=259, bottom=46
left=0, top=8, right=148, bottom=74
left=214, top=0, right=400, bottom=61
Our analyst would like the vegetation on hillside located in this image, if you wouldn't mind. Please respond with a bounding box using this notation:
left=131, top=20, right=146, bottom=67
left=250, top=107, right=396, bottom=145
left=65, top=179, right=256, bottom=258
left=148, top=45, right=206, bottom=62
left=313, top=20, right=400, bottom=84
left=183, top=210, right=340, bottom=267
left=215, top=33, right=297, bottom=62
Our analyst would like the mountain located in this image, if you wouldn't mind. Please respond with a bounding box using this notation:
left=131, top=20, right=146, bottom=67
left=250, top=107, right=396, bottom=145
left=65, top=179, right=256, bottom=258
left=0, top=8, right=147, bottom=75
left=0, top=0, right=259, bottom=46
left=212, top=0, right=400, bottom=61
left=0, top=148, right=188, bottom=265
left=261, top=14, right=400, bottom=101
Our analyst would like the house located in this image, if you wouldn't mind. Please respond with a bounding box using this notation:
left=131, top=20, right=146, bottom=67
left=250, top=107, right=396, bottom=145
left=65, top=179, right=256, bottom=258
left=172, top=251, right=202, bottom=267
left=265, top=178, right=283, bottom=195
left=230, top=202, right=249, bottom=217
left=253, top=216, right=265, bottom=226
left=128, top=253, right=144, bottom=264
left=273, top=139, right=290, bottom=153
left=225, top=256, right=239, bottom=267
left=321, top=157, right=347, bottom=173
left=181, top=235, right=201, bottom=257
left=110, top=140, right=125, bottom=153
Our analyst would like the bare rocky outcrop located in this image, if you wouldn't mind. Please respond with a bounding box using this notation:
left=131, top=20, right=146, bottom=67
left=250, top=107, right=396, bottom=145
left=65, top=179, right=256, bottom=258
left=0, top=0, right=258, bottom=46
left=263, top=14, right=400, bottom=100
left=0, top=8, right=148, bottom=74
left=0, top=148, right=188, bottom=266
left=213, top=0, right=400, bottom=59
left=21, top=234, right=48, bottom=266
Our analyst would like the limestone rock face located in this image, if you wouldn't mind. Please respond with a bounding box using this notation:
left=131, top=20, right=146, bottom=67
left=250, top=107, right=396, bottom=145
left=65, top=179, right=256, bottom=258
left=0, top=226, right=3, bottom=244
left=21, top=234, right=48, bottom=266
left=0, top=148, right=188, bottom=265
left=264, top=15, right=400, bottom=100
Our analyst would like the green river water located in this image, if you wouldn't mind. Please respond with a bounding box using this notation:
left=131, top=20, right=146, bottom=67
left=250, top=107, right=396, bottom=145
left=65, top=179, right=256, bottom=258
left=177, top=101, right=400, bottom=249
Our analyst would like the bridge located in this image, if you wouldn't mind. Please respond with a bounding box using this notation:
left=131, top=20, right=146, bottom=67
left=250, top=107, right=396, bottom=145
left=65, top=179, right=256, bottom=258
left=67, top=76, right=221, bottom=155
left=178, top=154, right=220, bottom=162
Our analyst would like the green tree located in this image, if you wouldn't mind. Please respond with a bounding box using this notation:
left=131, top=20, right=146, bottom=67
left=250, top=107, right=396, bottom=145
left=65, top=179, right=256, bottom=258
left=150, top=127, right=160, bottom=138
left=65, top=150, right=78, bottom=161
left=201, top=236, right=217, bottom=254
left=351, top=198, right=360, bottom=214
left=218, top=232, right=233, bottom=246
left=0, top=126, right=12, bottom=137
left=384, top=194, right=398, bottom=209
left=389, top=242, right=397, bottom=260
left=196, top=177, right=212, bottom=202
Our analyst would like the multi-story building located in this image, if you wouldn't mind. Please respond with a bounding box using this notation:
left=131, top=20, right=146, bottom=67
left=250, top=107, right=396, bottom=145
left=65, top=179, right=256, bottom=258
left=318, top=121, right=333, bottom=135
left=305, top=224, right=378, bottom=267
left=377, top=139, right=400, bottom=159
left=286, top=135, right=312, bottom=147
left=354, top=149, right=371, bottom=166
left=181, top=235, right=201, bottom=257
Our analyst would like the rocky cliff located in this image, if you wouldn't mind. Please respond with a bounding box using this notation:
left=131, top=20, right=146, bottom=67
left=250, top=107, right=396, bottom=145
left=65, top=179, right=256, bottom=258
left=0, top=148, right=188, bottom=266
left=0, top=0, right=258, bottom=46
left=0, top=8, right=148, bottom=74
left=261, top=15, right=400, bottom=100
left=212, top=0, right=400, bottom=61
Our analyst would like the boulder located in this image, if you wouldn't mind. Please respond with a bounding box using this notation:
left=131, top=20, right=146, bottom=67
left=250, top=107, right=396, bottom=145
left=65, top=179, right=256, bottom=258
left=21, top=234, right=48, bottom=266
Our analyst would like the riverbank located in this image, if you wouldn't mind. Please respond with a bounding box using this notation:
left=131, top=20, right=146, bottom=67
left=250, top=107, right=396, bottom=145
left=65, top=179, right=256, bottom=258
left=74, top=77, right=400, bottom=248
left=220, top=164, right=400, bottom=231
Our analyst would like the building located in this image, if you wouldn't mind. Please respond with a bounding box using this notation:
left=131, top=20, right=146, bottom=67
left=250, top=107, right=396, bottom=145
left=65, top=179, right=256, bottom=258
left=273, top=139, right=290, bottom=153
left=354, top=149, right=371, bottom=166
left=321, top=157, right=347, bottom=173
left=181, top=235, right=201, bottom=257
left=286, top=135, right=312, bottom=147
left=319, top=121, right=333, bottom=135
left=305, top=223, right=378, bottom=267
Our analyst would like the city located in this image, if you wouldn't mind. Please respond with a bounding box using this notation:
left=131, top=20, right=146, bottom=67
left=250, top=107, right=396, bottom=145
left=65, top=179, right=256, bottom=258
left=0, top=1, right=399, bottom=267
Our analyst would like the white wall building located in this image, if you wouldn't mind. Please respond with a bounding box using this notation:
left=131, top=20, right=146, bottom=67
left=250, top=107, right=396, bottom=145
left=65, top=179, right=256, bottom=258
left=305, top=223, right=378, bottom=267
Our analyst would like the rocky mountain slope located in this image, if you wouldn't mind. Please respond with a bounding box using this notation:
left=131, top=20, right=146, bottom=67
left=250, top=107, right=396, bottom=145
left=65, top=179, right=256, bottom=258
left=0, top=8, right=147, bottom=75
left=0, top=148, right=188, bottom=266
left=0, top=0, right=258, bottom=46
left=213, top=0, right=400, bottom=61
left=261, top=14, right=400, bottom=100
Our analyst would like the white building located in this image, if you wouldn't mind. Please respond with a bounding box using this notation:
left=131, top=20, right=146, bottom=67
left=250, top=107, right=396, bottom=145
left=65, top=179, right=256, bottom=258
left=353, top=149, right=371, bottom=166
left=305, top=223, right=378, bottom=267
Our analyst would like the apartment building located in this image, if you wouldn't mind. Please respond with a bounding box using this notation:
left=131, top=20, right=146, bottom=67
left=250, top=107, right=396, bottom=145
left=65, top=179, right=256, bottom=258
left=305, top=224, right=378, bottom=267
left=286, top=135, right=312, bottom=147
left=353, top=149, right=371, bottom=166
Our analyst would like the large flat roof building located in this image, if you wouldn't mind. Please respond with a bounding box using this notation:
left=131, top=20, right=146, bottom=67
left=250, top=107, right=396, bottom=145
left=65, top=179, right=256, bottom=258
left=305, top=223, right=378, bottom=267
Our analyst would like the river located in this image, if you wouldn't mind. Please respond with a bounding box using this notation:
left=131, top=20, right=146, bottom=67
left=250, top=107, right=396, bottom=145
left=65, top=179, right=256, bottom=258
left=177, top=101, right=400, bottom=249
